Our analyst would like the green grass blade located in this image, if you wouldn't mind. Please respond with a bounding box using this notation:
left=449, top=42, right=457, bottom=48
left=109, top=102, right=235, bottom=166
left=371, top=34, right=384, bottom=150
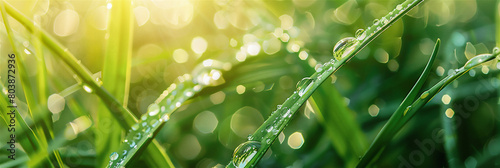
left=0, top=83, right=49, bottom=166
left=226, top=0, right=424, bottom=167
left=310, top=83, right=367, bottom=167
left=96, top=0, right=134, bottom=167
left=1, top=2, right=57, bottom=167
left=357, top=48, right=500, bottom=167
left=2, top=0, right=136, bottom=129
left=107, top=64, right=225, bottom=167
left=357, top=38, right=440, bottom=167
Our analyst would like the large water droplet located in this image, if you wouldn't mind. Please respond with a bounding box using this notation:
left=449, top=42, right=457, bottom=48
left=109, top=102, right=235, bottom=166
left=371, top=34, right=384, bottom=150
left=296, top=77, right=314, bottom=97
left=333, top=37, right=359, bottom=61
left=232, top=141, right=261, bottom=168
left=148, top=104, right=160, bottom=116
left=109, top=152, right=119, bottom=161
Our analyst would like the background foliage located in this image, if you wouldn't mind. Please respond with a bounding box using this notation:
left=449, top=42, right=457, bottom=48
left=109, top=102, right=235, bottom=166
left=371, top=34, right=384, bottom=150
left=1, top=0, right=499, bottom=167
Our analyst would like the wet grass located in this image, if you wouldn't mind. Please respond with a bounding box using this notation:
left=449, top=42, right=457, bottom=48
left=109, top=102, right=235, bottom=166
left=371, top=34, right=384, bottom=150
left=1, top=0, right=500, bottom=167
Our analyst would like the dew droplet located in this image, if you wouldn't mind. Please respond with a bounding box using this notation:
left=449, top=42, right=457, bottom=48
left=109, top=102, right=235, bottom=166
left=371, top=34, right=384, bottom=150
left=247, top=134, right=254, bottom=141
left=266, top=125, right=274, bottom=132
left=380, top=17, right=388, bottom=25
left=403, top=106, right=411, bottom=116
left=161, top=114, right=170, bottom=121
left=131, top=123, right=139, bottom=131
left=396, top=4, right=403, bottom=10
left=420, top=91, right=429, bottom=99
left=109, top=152, right=119, bottom=161
left=83, top=85, right=93, bottom=93
left=141, top=115, right=147, bottom=121
left=129, top=141, right=136, bottom=147
left=296, top=77, right=314, bottom=97
left=150, top=119, right=160, bottom=127
left=373, top=19, right=379, bottom=25
left=232, top=141, right=261, bottom=168
left=134, top=133, right=141, bottom=140
left=355, top=29, right=366, bottom=41
left=122, top=150, right=127, bottom=155
left=148, top=104, right=160, bottom=116
left=333, top=37, right=359, bottom=61
left=266, top=139, right=271, bottom=144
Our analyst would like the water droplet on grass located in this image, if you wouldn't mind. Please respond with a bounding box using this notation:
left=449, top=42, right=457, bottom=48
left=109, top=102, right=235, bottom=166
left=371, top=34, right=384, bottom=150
left=110, top=152, right=119, bottom=161
left=396, top=4, right=403, bottom=10
left=373, top=19, right=379, bottom=25
left=296, top=77, right=314, bottom=97
left=403, top=106, right=411, bottom=116
left=355, top=29, right=366, bottom=41
left=150, top=119, right=160, bottom=127
left=134, top=133, right=141, bottom=140
left=148, top=104, right=160, bottom=116
left=333, top=37, right=359, bottom=61
left=232, top=141, right=261, bottom=168
left=420, top=91, right=429, bottom=99
left=131, top=124, right=139, bottom=131
left=161, top=114, right=170, bottom=121
left=129, top=141, right=136, bottom=147
left=83, top=85, right=93, bottom=93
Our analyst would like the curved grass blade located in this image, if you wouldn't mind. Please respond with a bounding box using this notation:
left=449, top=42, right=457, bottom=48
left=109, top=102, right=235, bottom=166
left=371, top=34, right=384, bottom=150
left=2, top=0, right=135, bottom=129
left=357, top=38, right=440, bottom=167
left=1, top=1, right=173, bottom=167
left=107, top=63, right=226, bottom=167
left=96, top=0, right=134, bottom=167
left=357, top=47, right=500, bottom=167
left=226, top=0, right=424, bottom=167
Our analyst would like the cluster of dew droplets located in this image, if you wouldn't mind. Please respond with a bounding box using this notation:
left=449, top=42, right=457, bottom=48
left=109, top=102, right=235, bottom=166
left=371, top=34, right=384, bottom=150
left=107, top=65, right=228, bottom=167
left=232, top=141, right=262, bottom=168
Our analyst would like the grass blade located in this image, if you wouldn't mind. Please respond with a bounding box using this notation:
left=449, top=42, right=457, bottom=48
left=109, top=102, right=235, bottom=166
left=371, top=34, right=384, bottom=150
left=309, top=82, right=367, bottom=167
left=226, top=0, right=424, bottom=167
left=357, top=38, right=440, bottom=167
left=0, top=2, right=58, bottom=167
left=357, top=47, right=500, bottom=167
left=2, top=0, right=136, bottom=129
left=96, top=0, right=134, bottom=167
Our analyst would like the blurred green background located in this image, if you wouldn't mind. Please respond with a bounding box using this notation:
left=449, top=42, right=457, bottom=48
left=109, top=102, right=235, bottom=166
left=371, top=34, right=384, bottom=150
left=1, top=0, right=499, bottom=167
